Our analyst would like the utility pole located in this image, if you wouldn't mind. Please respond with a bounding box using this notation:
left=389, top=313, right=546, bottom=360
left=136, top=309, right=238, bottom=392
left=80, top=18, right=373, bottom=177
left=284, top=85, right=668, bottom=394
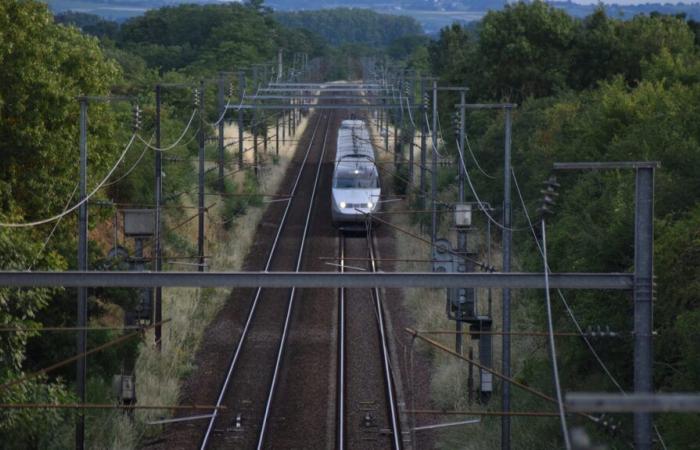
left=408, top=78, right=416, bottom=185
left=217, top=73, right=226, bottom=192
left=253, top=128, right=258, bottom=178
left=276, top=115, right=280, bottom=156
left=420, top=80, right=427, bottom=211
left=456, top=89, right=467, bottom=355
left=396, top=79, right=403, bottom=169
left=154, top=85, right=163, bottom=351
left=634, top=166, right=655, bottom=450
left=277, top=49, right=283, bottom=83
left=198, top=81, right=205, bottom=273
left=238, top=71, right=245, bottom=170
left=383, top=98, right=389, bottom=155
left=76, top=97, right=88, bottom=450
left=431, top=80, right=438, bottom=244
left=551, top=161, right=658, bottom=449
left=502, top=105, right=513, bottom=450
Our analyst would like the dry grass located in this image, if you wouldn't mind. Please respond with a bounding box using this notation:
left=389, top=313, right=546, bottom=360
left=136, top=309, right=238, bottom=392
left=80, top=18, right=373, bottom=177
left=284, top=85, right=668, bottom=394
left=89, top=116, right=311, bottom=449
left=372, top=119, right=551, bottom=449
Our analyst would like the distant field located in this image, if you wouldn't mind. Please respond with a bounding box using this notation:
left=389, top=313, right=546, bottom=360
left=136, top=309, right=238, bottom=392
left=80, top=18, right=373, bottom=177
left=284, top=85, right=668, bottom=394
left=46, top=0, right=153, bottom=20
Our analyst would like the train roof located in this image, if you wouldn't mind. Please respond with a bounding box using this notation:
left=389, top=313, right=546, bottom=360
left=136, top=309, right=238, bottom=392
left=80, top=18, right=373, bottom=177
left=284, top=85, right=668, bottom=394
left=340, top=119, right=366, bottom=129
left=336, top=120, right=375, bottom=162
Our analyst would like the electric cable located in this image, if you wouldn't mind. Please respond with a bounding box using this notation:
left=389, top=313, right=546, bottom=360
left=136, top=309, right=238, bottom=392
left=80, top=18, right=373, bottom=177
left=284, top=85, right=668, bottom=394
left=26, top=182, right=79, bottom=270
left=464, top=132, right=496, bottom=179
left=102, top=132, right=155, bottom=187
left=456, top=138, right=519, bottom=232
left=136, top=109, right=197, bottom=152
left=541, top=218, right=573, bottom=449
left=0, top=134, right=138, bottom=228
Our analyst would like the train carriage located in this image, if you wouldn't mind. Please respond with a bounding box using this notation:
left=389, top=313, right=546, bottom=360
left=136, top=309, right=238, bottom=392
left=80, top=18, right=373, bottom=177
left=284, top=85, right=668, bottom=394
left=331, top=120, right=381, bottom=227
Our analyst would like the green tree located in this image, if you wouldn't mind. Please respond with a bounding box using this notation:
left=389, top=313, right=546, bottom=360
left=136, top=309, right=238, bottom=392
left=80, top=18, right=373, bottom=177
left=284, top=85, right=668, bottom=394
left=478, top=1, right=576, bottom=100
left=0, top=1, right=121, bottom=442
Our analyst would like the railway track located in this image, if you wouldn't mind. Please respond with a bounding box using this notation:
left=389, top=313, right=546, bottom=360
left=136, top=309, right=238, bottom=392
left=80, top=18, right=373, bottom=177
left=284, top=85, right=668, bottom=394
left=189, top=101, right=408, bottom=450
left=338, top=228, right=403, bottom=450
left=200, top=110, right=332, bottom=449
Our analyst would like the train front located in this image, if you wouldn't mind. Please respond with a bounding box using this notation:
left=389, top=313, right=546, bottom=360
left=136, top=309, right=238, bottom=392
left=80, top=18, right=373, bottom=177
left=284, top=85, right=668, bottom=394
left=331, top=158, right=380, bottom=226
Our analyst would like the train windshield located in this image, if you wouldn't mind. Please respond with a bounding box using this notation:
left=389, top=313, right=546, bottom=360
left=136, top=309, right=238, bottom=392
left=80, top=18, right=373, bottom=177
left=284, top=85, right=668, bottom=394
left=334, top=163, right=379, bottom=189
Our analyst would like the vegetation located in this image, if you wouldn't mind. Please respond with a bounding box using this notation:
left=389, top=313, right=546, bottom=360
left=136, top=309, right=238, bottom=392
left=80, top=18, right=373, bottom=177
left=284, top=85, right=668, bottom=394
left=393, top=1, right=700, bottom=447
left=275, top=8, right=423, bottom=47
left=5, top=0, right=700, bottom=447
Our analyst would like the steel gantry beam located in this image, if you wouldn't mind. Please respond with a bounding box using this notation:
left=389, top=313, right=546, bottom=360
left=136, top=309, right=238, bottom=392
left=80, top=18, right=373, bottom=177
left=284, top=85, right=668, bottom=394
left=0, top=271, right=633, bottom=289
left=565, top=393, right=700, bottom=413
left=244, top=95, right=399, bottom=101
left=259, top=88, right=394, bottom=93
left=226, top=104, right=414, bottom=110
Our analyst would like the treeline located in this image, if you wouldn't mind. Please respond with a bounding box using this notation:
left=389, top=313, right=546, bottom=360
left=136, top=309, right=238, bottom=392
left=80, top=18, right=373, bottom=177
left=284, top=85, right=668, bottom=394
left=274, top=8, right=423, bottom=47
left=406, top=2, right=700, bottom=447
left=57, top=4, right=327, bottom=74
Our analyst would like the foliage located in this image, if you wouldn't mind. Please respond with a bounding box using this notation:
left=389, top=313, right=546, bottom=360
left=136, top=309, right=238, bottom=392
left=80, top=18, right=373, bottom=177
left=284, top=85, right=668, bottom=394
left=478, top=1, right=576, bottom=100
left=116, top=3, right=326, bottom=74
left=422, top=3, right=700, bottom=447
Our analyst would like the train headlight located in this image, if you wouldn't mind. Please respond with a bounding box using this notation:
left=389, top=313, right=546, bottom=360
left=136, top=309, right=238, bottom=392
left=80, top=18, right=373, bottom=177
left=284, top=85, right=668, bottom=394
left=367, top=201, right=374, bottom=209
left=340, top=201, right=347, bottom=209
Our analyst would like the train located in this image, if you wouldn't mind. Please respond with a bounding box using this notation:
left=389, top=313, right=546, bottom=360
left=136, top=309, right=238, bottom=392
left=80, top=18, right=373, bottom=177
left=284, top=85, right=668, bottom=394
left=331, top=119, right=381, bottom=227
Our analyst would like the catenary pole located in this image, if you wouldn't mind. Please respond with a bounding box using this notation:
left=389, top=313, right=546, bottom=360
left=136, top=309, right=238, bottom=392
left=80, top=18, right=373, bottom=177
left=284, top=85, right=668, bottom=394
left=431, top=80, right=438, bottom=244
left=238, top=71, right=245, bottom=169
left=217, top=73, right=225, bottom=192
left=198, top=81, right=205, bottom=272
left=634, top=167, right=655, bottom=450
left=456, top=89, right=467, bottom=355
left=420, top=80, right=427, bottom=211
left=154, top=85, right=163, bottom=350
left=502, top=105, right=513, bottom=450
left=76, top=97, right=88, bottom=450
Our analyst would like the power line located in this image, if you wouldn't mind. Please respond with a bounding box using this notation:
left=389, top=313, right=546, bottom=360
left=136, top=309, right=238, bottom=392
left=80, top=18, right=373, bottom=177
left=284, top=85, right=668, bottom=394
left=102, top=133, right=154, bottom=188
left=456, top=138, right=518, bottom=232
left=136, top=109, right=198, bottom=152
left=542, top=219, right=572, bottom=449
left=0, top=134, right=138, bottom=228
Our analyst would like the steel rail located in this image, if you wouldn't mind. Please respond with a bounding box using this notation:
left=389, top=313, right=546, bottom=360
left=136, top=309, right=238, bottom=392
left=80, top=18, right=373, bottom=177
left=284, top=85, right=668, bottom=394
left=337, top=233, right=346, bottom=450
left=368, top=230, right=403, bottom=450
left=199, top=112, right=325, bottom=450
left=256, top=111, right=333, bottom=449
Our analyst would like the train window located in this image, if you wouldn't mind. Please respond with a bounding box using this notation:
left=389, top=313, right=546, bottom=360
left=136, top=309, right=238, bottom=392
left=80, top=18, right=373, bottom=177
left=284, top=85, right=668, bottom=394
left=334, top=169, right=379, bottom=189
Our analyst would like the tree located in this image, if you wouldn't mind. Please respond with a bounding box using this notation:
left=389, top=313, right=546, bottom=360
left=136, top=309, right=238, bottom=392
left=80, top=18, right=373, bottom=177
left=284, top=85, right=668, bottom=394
left=0, top=1, right=121, bottom=442
left=478, top=1, right=576, bottom=100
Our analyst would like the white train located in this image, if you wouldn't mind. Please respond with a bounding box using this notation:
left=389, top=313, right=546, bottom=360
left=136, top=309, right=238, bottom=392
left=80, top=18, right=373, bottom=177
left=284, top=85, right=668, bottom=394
left=331, top=119, right=381, bottom=227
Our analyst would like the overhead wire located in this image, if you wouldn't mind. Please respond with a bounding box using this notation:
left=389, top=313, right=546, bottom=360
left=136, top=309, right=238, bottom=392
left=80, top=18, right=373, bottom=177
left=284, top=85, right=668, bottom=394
left=541, top=218, right=572, bottom=449
left=27, top=182, right=79, bottom=270
left=0, top=134, right=138, bottom=228
left=102, top=132, right=155, bottom=187
left=456, top=138, right=519, bottom=232
left=464, top=131, right=496, bottom=179
left=136, top=109, right=198, bottom=152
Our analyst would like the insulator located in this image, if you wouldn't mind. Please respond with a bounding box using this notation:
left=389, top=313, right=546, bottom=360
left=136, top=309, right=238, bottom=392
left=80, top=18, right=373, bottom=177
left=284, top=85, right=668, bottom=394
left=193, top=88, right=200, bottom=108
left=132, top=104, right=141, bottom=132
